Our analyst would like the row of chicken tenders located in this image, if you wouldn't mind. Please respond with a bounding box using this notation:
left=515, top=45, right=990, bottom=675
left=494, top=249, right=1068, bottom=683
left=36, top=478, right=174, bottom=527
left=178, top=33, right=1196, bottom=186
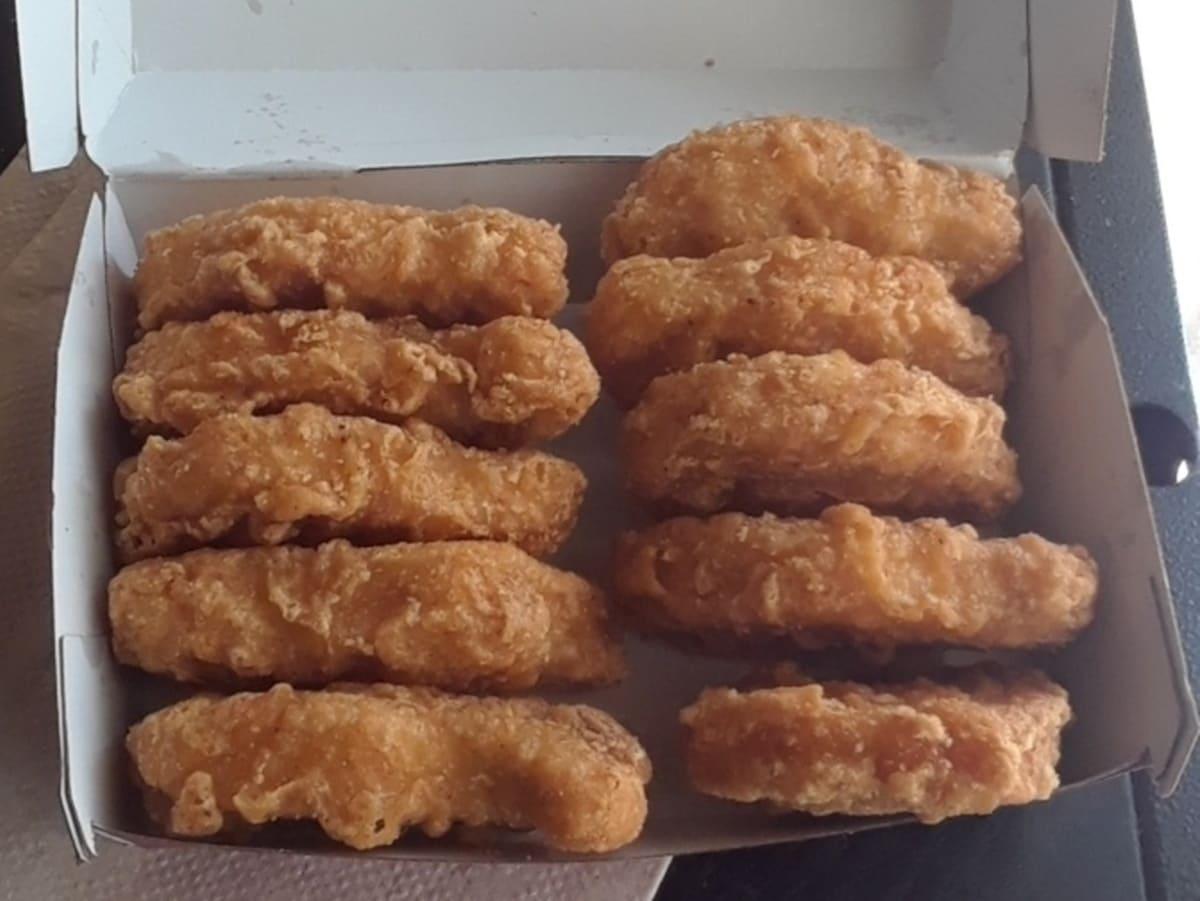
left=110, top=116, right=1095, bottom=855
left=593, top=118, right=1091, bottom=828
left=111, top=196, right=651, bottom=853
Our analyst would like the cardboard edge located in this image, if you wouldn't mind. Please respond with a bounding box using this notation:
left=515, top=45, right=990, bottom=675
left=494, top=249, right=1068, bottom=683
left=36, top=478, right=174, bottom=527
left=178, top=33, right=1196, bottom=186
left=56, top=639, right=96, bottom=861
left=1020, top=188, right=1104, bottom=323
left=930, top=0, right=1027, bottom=158
left=1026, top=0, right=1118, bottom=161
left=52, top=194, right=108, bottom=860
left=14, top=0, right=80, bottom=170
left=78, top=0, right=135, bottom=158
left=1150, top=575, right=1200, bottom=795
left=103, top=182, right=137, bottom=376
left=91, top=826, right=137, bottom=850
left=51, top=192, right=110, bottom=638
left=79, top=0, right=1027, bottom=176
left=1020, top=186, right=1200, bottom=794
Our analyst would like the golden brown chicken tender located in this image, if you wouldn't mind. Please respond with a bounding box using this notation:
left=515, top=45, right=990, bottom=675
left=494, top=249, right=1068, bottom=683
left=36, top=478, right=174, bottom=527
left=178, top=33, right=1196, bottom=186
left=114, top=404, right=585, bottom=562
left=110, top=539, right=624, bottom=691
left=622, top=352, right=1020, bottom=520
left=614, top=505, right=1097, bottom=649
left=602, top=117, right=1021, bottom=298
left=134, top=197, right=568, bottom=332
left=587, top=237, right=1009, bottom=406
left=113, top=310, right=599, bottom=446
left=127, top=683, right=651, bottom=852
left=681, top=670, right=1070, bottom=824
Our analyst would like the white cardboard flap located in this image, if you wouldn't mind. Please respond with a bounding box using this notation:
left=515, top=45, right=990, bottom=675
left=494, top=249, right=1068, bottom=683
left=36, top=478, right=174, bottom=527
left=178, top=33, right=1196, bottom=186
left=52, top=195, right=115, bottom=641
left=14, top=0, right=78, bottom=171
left=985, top=190, right=1199, bottom=794
left=80, top=0, right=1025, bottom=175
left=17, top=0, right=1120, bottom=173
left=1026, top=0, right=1118, bottom=162
left=53, top=195, right=125, bottom=858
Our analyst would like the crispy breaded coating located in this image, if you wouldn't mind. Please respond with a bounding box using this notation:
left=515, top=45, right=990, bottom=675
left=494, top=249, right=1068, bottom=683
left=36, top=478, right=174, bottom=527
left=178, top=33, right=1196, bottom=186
left=113, top=310, right=599, bottom=446
left=134, top=197, right=568, bottom=332
left=110, top=539, right=624, bottom=691
left=681, top=670, right=1070, bottom=824
left=127, top=683, right=651, bottom=852
left=622, top=352, right=1020, bottom=520
left=614, top=505, right=1097, bottom=649
left=587, top=237, right=1009, bottom=405
left=602, top=117, right=1021, bottom=297
left=114, top=404, right=585, bottom=563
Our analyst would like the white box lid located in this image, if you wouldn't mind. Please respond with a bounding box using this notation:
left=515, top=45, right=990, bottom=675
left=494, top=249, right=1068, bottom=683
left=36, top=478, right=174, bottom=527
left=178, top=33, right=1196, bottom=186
left=17, top=0, right=1116, bottom=175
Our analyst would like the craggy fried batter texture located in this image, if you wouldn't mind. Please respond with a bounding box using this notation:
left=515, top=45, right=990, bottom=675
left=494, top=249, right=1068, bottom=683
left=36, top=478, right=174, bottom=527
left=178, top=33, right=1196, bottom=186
left=622, top=352, right=1020, bottom=520
left=614, top=505, right=1097, bottom=649
left=602, top=117, right=1021, bottom=297
left=113, top=310, right=599, bottom=445
left=587, top=237, right=1009, bottom=406
left=134, top=197, right=568, bottom=331
left=681, top=670, right=1070, bottom=824
left=114, top=404, right=585, bottom=562
left=110, top=540, right=624, bottom=691
left=127, top=684, right=651, bottom=852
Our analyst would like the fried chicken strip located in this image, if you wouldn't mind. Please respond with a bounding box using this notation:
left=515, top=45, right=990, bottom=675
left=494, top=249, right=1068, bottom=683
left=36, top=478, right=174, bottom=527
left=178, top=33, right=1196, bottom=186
left=110, top=539, right=624, bottom=691
left=134, top=197, right=568, bottom=332
left=614, top=505, right=1097, bottom=649
left=114, top=404, right=585, bottom=562
left=127, top=683, right=651, bottom=852
left=587, top=237, right=1009, bottom=405
left=602, top=117, right=1021, bottom=297
left=113, top=310, right=599, bottom=446
left=681, top=670, right=1070, bottom=824
left=622, top=352, right=1020, bottom=520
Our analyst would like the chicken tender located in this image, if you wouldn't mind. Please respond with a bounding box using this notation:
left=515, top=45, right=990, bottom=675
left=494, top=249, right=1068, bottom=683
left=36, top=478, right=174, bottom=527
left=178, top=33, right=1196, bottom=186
left=114, top=404, right=585, bottom=562
left=127, top=683, right=651, bottom=852
left=113, top=310, right=599, bottom=445
left=622, top=352, right=1020, bottom=520
left=602, top=117, right=1021, bottom=298
left=110, top=539, right=624, bottom=691
left=681, top=670, right=1070, bottom=824
left=587, top=237, right=1009, bottom=406
left=614, top=505, right=1097, bottom=649
left=134, top=197, right=568, bottom=332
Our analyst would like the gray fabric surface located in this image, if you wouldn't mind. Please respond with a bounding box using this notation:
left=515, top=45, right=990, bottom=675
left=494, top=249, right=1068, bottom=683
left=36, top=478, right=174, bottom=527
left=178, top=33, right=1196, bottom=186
left=0, top=152, right=667, bottom=900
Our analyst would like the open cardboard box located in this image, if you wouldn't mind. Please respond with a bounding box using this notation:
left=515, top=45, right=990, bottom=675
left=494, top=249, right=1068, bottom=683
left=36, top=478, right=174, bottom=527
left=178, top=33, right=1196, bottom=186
left=20, top=0, right=1198, bottom=862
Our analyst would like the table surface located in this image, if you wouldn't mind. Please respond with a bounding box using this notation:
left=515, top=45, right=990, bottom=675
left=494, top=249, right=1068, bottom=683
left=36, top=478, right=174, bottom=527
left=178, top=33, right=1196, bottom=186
left=1, top=1, right=1196, bottom=899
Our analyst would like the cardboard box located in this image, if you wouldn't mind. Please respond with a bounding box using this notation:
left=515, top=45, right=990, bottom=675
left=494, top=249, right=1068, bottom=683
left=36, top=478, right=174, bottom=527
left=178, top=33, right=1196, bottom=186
left=20, top=0, right=1196, bottom=861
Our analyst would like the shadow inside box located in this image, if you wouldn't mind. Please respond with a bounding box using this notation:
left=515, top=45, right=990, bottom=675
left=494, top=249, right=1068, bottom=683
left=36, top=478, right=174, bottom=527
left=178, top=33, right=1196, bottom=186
left=108, top=817, right=560, bottom=862
left=111, top=788, right=917, bottom=864
left=616, top=625, right=1055, bottom=686
left=111, top=803, right=681, bottom=864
